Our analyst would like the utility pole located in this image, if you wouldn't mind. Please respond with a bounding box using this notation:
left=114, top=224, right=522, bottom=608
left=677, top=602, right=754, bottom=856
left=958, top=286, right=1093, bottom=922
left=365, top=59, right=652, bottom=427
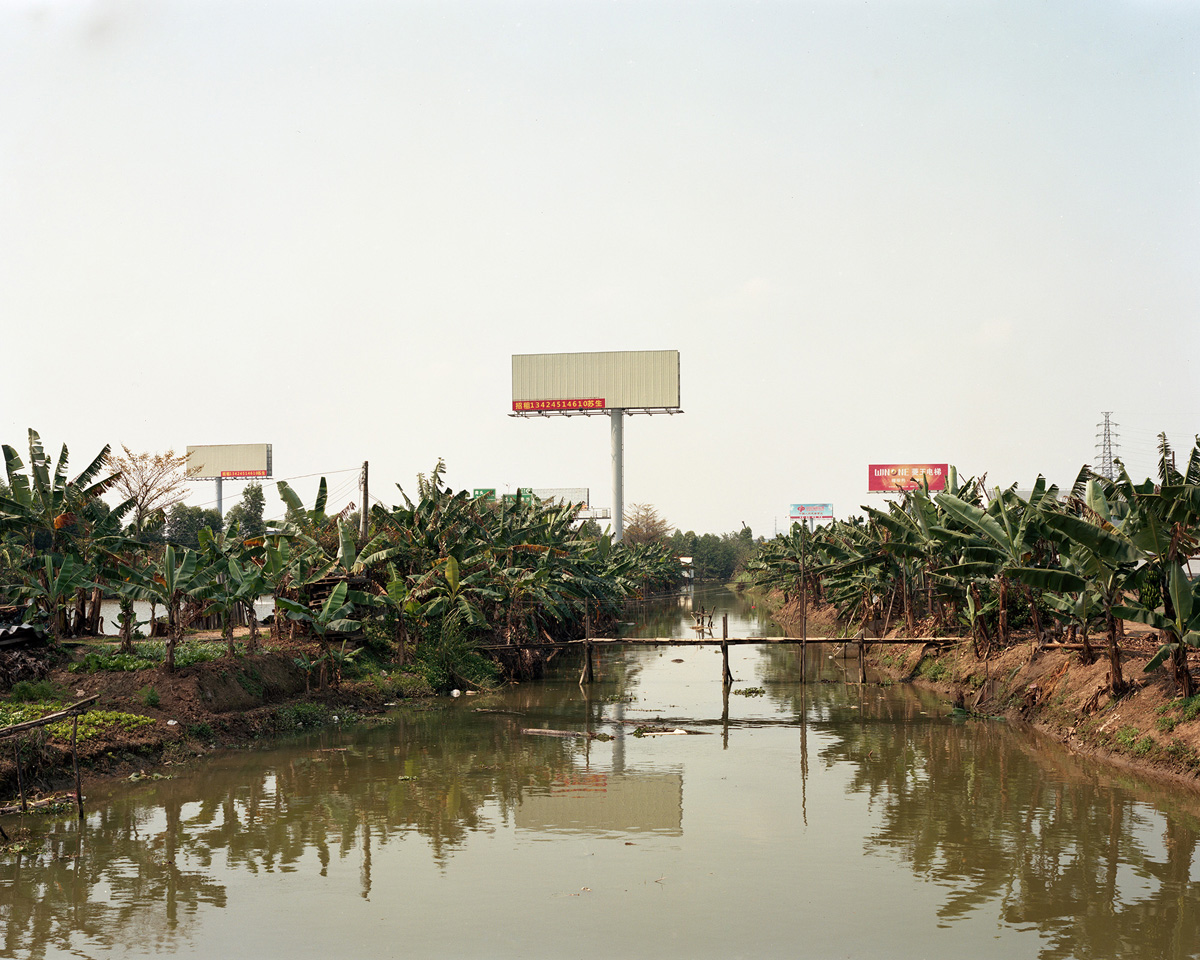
left=1095, top=412, right=1119, bottom=480
left=360, top=461, right=369, bottom=543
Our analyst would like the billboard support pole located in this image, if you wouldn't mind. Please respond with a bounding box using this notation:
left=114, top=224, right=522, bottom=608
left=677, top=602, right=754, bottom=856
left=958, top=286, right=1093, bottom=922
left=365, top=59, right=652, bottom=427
left=215, top=478, right=223, bottom=518
left=611, top=409, right=624, bottom=543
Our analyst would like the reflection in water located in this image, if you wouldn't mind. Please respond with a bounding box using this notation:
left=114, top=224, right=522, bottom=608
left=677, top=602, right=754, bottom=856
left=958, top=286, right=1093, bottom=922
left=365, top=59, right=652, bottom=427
left=757, top=641, right=1200, bottom=959
left=619, top=582, right=783, bottom=640
left=2, top=590, right=1200, bottom=958
left=516, top=772, right=683, bottom=836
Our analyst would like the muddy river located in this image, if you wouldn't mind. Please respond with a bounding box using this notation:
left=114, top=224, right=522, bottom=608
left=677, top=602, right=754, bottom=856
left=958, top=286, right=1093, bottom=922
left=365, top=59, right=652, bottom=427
left=3, top=585, right=1199, bottom=958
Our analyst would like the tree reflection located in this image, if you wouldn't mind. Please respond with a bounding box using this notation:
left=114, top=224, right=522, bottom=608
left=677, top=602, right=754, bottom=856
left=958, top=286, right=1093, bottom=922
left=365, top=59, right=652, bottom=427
left=0, top=704, right=585, bottom=958
left=1, top=796, right=226, bottom=959
left=767, top=641, right=1200, bottom=960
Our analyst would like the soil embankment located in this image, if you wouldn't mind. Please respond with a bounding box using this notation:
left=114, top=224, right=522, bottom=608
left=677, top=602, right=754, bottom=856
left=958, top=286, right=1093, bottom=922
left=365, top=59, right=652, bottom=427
left=1, top=639, right=431, bottom=803
left=770, top=594, right=1200, bottom=789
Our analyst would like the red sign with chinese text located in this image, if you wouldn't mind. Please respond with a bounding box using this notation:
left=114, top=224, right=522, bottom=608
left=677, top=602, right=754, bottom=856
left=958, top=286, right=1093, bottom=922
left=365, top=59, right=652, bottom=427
left=220, top=470, right=270, bottom=478
left=868, top=463, right=948, bottom=493
left=512, top=398, right=606, bottom=412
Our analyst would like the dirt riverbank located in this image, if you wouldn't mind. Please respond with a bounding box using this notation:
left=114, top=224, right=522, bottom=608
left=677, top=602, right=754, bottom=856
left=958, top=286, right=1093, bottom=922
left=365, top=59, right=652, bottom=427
left=0, top=633, right=433, bottom=806
left=770, top=593, right=1200, bottom=790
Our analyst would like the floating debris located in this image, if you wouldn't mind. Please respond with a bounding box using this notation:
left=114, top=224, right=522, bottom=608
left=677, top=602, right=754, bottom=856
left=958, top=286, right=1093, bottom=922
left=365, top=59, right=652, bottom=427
left=522, top=728, right=586, bottom=739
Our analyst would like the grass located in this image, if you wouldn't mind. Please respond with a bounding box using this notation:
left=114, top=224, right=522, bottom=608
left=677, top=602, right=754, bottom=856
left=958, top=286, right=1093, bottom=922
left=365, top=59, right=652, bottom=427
left=235, top=666, right=265, bottom=699
left=917, top=658, right=950, bottom=683
left=1114, top=725, right=1156, bottom=757
left=7, top=679, right=62, bottom=703
left=1154, top=693, right=1200, bottom=733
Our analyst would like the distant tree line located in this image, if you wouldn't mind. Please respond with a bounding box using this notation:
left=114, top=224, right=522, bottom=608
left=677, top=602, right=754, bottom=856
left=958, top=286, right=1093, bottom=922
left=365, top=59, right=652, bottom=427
left=622, top=502, right=763, bottom=581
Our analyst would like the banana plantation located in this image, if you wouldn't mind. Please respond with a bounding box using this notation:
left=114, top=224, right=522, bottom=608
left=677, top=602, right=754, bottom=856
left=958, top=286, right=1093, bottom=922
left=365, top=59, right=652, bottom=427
left=747, top=434, right=1200, bottom=700
left=0, top=431, right=682, bottom=691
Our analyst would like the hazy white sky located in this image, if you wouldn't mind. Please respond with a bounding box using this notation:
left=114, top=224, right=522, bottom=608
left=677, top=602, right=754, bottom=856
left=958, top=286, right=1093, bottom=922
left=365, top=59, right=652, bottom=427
left=3, top=0, right=1197, bottom=537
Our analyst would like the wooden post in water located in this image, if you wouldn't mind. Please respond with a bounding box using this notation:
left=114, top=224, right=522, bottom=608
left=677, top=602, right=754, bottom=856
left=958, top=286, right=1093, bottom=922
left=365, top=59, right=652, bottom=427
left=721, top=614, right=732, bottom=686
left=71, top=714, right=84, bottom=820
left=13, top=739, right=27, bottom=813
left=721, top=680, right=730, bottom=749
left=858, top=633, right=867, bottom=684
left=579, top=609, right=594, bottom=685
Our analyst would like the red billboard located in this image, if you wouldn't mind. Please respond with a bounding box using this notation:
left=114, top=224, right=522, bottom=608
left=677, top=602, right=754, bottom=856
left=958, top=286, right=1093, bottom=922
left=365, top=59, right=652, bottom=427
left=868, top=463, right=948, bottom=493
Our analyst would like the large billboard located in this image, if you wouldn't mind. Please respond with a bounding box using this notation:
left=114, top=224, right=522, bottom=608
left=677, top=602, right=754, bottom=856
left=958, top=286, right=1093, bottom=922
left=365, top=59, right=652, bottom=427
left=868, top=463, right=947, bottom=493
left=512, top=350, right=680, bottom=412
left=186, top=444, right=273, bottom=479
left=789, top=503, right=834, bottom=520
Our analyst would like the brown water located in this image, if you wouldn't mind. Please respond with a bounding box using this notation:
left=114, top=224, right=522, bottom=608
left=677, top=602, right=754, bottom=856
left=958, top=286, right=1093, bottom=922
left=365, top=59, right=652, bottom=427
left=3, top=585, right=1200, bottom=959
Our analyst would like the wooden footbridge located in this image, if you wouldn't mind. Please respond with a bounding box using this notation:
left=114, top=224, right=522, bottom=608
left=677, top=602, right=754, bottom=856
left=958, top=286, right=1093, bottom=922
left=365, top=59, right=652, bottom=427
left=477, top=613, right=901, bottom=686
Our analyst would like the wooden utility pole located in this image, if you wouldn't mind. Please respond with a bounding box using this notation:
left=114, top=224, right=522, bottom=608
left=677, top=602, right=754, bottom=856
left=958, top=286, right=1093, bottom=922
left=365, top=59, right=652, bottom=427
left=360, top=461, right=369, bottom=543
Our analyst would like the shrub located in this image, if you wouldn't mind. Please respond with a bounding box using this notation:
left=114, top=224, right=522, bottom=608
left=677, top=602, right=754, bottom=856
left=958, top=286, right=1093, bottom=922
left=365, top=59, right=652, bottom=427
left=8, top=679, right=61, bottom=703
left=138, top=686, right=161, bottom=709
left=414, top=620, right=497, bottom=694
left=186, top=722, right=215, bottom=741
left=273, top=702, right=332, bottom=731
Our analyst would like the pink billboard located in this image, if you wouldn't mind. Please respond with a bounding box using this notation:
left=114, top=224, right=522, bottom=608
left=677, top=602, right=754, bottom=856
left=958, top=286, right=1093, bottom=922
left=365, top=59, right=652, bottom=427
left=868, top=463, right=948, bottom=493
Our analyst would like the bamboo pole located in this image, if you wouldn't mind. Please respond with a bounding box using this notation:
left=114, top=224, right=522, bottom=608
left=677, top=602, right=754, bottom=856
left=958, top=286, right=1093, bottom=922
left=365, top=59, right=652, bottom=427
left=579, top=610, right=594, bottom=685
left=721, top=614, right=732, bottom=686
left=71, top=713, right=83, bottom=821
left=13, top=739, right=26, bottom=813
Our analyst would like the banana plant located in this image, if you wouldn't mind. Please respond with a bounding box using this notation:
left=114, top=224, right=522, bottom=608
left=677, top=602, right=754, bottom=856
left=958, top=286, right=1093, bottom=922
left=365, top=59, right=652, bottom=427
left=275, top=580, right=360, bottom=687
left=937, top=477, right=1057, bottom=647
left=1117, top=564, right=1200, bottom=698
left=119, top=545, right=218, bottom=672
left=261, top=535, right=338, bottom=640
left=226, top=554, right=269, bottom=653
left=1029, top=488, right=1140, bottom=693
left=1102, top=463, right=1200, bottom=696
left=1011, top=545, right=1102, bottom=664
left=1, top=429, right=131, bottom=637
left=10, top=554, right=90, bottom=643
left=0, top=429, right=122, bottom=559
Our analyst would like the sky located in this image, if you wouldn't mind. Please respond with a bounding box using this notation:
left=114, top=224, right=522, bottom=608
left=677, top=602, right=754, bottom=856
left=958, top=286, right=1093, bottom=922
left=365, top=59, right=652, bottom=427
left=2, top=0, right=1198, bottom=538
